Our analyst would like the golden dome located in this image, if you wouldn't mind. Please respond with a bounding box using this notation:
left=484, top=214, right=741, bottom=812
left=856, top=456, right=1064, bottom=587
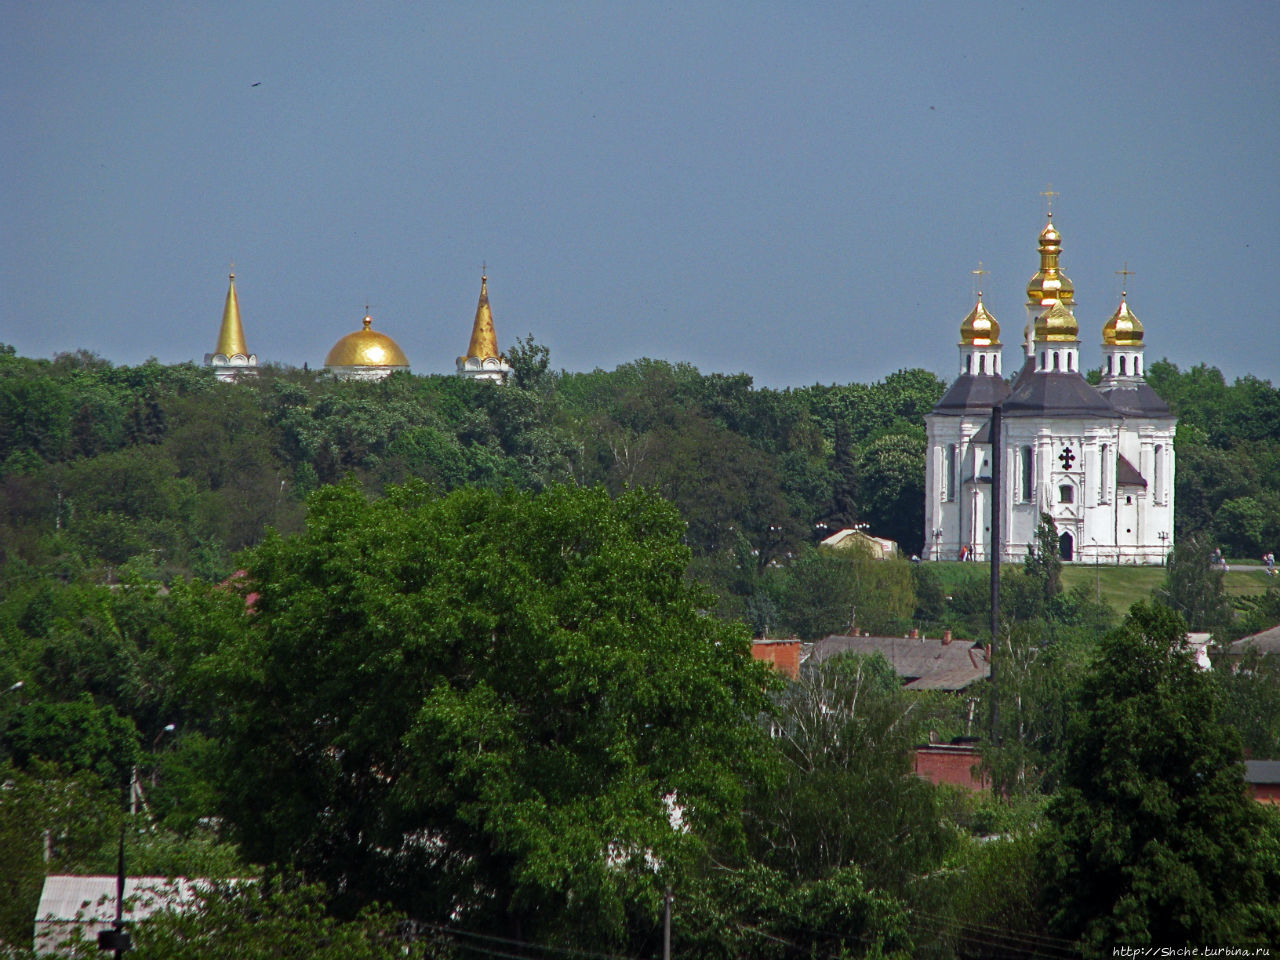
left=959, top=295, right=1001, bottom=346
left=215, top=273, right=249, bottom=357
left=1035, top=301, right=1080, bottom=343
left=325, top=315, right=410, bottom=368
left=1026, top=215, right=1076, bottom=308
left=461, top=273, right=501, bottom=361
left=1102, top=294, right=1144, bottom=346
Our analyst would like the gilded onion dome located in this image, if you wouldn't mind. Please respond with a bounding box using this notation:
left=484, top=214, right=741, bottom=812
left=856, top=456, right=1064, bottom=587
left=1026, top=215, right=1076, bottom=308
left=959, top=294, right=1001, bottom=346
left=1102, top=294, right=1144, bottom=345
left=215, top=273, right=248, bottom=357
left=325, top=314, right=410, bottom=368
left=461, top=273, right=501, bottom=361
left=1034, top=300, right=1080, bottom=343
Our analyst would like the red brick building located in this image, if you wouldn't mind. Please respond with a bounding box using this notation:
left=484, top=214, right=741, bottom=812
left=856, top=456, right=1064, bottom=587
left=913, top=740, right=989, bottom=792
left=751, top=638, right=802, bottom=679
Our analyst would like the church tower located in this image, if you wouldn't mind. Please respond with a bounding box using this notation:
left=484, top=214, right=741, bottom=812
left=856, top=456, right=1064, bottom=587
left=204, top=272, right=258, bottom=381
left=923, top=286, right=1009, bottom=561
left=456, top=272, right=512, bottom=383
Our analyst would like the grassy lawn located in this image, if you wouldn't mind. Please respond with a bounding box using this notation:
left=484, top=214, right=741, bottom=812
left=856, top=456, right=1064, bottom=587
left=925, top=561, right=1275, bottom=619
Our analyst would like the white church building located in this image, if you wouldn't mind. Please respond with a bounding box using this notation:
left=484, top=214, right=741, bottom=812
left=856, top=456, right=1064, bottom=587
left=924, top=214, right=1176, bottom=564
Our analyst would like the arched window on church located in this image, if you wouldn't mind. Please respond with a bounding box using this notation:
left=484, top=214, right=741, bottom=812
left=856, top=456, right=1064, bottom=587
left=965, top=354, right=972, bottom=373
left=945, top=444, right=958, bottom=501
left=1041, top=351, right=1047, bottom=370
left=979, top=355, right=986, bottom=374
left=1059, top=484, right=1074, bottom=504
left=1053, top=352, right=1060, bottom=371
left=1108, top=355, right=1114, bottom=375
left=1137, top=356, right=1143, bottom=376
left=1021, top=445, right=1033, bottom=502
left=1119, top=356, right=1127, bottom=376
left=1068, top=353, right=1074, bottom=372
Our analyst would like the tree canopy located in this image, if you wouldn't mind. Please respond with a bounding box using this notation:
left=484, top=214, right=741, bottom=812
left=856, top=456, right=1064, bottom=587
left=1038, top=603, right=1280, bottom=953
left=196, top=481, right=776, bottom=949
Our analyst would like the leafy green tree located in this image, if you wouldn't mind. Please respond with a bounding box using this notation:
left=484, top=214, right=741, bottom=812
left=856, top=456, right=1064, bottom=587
left=506, top=333, right=554, bottom=394
left=1038, top=603, right=1280, bottom=954
left=1212, top=647, right=1280, bottom=759
left=851, top=431, right=927, bottom=554
left=752, top=653, right=951, bottom=894
left=1154, top=534, right=1232, bottom=633
left=767, top=544, right=916, bottom=640
left=1023, top=512, right=1062, bottom=607
left=677, top=863, right=913, bottom=959
left=197, top=482, right=775, bottom=949
left=1214, top=495, right=1272, bottom=558
left=3, top=695, right=140, bottom=784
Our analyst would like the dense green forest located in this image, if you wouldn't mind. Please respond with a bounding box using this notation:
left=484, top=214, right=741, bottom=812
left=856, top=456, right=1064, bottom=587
left=2, top=342, right=1280, bottom=957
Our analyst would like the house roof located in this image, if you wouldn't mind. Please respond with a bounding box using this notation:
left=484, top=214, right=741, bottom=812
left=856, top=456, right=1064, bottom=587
left=1230, top=625, right=1280, bottom=657
left=36, top=876, right=201, bottom=923
left=810, top=635, right=990, bottom=690
left=1245, top=760, right=1280, bottom=785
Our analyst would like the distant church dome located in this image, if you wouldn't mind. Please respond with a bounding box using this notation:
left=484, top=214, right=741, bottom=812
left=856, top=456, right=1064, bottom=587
left=1026, top=215, right=1076, bottom=308
left=1102, top=293, right=1144, bottom=345
left=1035, top=300, right=1080, bottom=343
left=959, top=294, right=1000, bottom=346
left=325, top=313, right=409, bottom=380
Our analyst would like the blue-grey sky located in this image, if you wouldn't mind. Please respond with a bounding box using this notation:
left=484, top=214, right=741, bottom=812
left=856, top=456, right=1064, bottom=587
left=4, top=1, right=1278, bottom=388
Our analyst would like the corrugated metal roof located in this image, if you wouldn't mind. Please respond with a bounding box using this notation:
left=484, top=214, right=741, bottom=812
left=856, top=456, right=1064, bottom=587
left=36, top=876, right=199, bottom=922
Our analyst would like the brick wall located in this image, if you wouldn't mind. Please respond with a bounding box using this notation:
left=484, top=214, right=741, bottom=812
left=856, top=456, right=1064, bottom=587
left=913, top=744, right=989, bottom=792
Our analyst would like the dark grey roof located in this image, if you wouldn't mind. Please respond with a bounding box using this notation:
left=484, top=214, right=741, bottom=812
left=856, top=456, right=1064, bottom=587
left=931, top=374, right=1011, bottom=415
left=810, top=635, right=990, bottom=690
left=1245, top=760, right=1280, bottom=784
left=1097, top=381, right=1174, bottom=418
left=1230, top=626, right=1280, bottom=657
left=1116, top=454, right=1146, bottom=487
left=1009, top=353, right=1036, bottom=392
left=1001, top=372, right=1119, bottom=419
